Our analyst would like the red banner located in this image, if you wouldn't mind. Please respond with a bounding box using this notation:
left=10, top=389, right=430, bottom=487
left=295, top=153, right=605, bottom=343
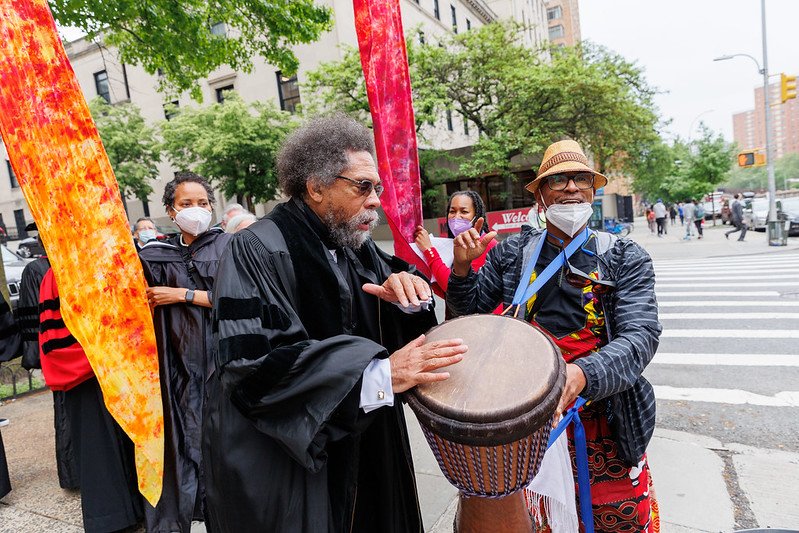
left=353, top=0, right=429, bottom=276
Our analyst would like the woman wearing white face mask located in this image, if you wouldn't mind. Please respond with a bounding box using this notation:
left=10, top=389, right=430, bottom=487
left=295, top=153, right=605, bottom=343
left=138, top=172, right=232, bottom=532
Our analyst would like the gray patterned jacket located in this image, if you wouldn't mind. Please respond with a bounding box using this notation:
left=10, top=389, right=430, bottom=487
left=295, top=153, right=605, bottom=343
left=447, top=226, right=662, bottom=458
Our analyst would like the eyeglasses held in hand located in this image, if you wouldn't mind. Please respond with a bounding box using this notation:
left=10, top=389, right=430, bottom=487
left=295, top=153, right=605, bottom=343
left=564, top=256, right=616, bottom=295
left=336, top=175, right=385, bottom=197
left=545, top=172, right=595, bottom=191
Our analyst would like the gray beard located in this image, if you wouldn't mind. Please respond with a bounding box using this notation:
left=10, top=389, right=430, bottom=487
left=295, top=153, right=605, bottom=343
left=324, top=207, right=379, bottom=249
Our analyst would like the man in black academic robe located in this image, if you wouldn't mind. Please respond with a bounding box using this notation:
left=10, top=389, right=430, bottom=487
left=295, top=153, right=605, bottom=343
left=204, top=115, right=466, bottom=532
left=17, top=252, right=79, bottom=491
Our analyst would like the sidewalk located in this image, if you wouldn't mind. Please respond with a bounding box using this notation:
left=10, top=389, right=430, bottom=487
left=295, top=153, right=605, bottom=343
left=2, top=391, right=798, bottom=532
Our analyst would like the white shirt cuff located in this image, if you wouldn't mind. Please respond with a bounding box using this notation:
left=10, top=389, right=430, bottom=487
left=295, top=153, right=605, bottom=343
left=360, top=358, right=394, bottom=413
left=393, top=297, right=433, bottom=314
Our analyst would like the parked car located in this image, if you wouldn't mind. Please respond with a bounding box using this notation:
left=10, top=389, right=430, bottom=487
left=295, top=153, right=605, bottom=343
left=2, top=243, right=32, bottom=308
left=773, top=197, right=799, bottom=236
left=15, top=235, right=46, bottom=258
left=743, top=197, right=769, bottom=232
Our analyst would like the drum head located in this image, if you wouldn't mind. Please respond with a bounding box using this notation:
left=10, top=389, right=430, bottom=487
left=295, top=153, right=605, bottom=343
left=407, top=314, right=564, bottom=446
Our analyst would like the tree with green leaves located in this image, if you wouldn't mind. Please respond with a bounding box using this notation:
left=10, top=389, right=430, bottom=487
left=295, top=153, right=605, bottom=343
left=52, top=0, right=332, bottom=100
left=88, top=97, right=161, bottom=209
left=160, top=92, right=297, bottom=211
left=666, top=126, right=735, bottom=201
left=304, top=22, right=662, bottom=210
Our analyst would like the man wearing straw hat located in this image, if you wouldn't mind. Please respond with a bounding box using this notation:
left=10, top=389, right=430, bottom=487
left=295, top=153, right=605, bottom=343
left=448, top=139, right=662, bottom=531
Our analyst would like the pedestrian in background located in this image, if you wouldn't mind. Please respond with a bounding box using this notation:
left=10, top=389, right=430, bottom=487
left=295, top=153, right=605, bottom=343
left=683, top=199, right=696, bottom=239
left=725, top=193, right=747, bottom=242
left=678, top=202, right=685, bottom=225
left=693, top=200, right=705, bottom=239
left=0, top=290, right=20, bottom=500
left=653, top=199, right=667, bottom=237
left=669, top=204, right=677, bottom=226
left=646, top=207, right=656, bottom=234
left=219, top=203, right=246, bottom=231
left=133, top=217, right=158, bottom=252
left=224, top=212, right=257, bottom=233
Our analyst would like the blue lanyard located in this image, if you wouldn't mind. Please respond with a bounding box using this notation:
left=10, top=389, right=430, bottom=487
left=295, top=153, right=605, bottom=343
left=511, top=227, right=592, bottom=309
left=547, top=396, right=594, bottom=533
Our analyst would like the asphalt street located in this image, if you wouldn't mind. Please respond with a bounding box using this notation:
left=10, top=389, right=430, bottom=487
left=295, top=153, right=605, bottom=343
left=645, top=248, right=799, bottom=453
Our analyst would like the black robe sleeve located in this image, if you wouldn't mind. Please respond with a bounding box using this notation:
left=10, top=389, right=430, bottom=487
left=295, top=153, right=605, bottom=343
left=213, top=233, right=387, bottom=472
left=0, top=291, right=20, bottom=362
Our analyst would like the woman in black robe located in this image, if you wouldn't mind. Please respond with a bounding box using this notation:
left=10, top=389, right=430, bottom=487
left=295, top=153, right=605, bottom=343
left=0, top=290, right=21, bottom=499
left=139, top=172, right=231, bottom=532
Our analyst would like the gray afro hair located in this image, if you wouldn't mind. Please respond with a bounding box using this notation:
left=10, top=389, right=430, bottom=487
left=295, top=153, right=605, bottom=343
left=277, top=114, right=376, bottom=199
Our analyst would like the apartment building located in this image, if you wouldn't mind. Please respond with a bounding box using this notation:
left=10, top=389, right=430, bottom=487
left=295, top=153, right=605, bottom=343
left=0, top=0, right=550, bottom=234
left=732, top=80, right=799, bottom=160
left=545, top=0, right=580, bottom=47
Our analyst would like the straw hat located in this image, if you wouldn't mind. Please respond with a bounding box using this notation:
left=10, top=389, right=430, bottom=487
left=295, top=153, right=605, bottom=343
left=525, top=139, right=608, bottom=193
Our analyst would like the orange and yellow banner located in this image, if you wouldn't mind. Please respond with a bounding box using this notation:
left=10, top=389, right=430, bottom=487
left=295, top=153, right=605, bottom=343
left=0, top=0, right=163, bottom=505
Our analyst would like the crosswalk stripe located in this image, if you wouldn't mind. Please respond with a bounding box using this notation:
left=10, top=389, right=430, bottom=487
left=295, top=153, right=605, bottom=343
left=657, top=282, right=799, bottom=288
left=654, top=385, right=799, bottom=407
left=661, top=329, right=799, bottom=338
left=652, top=353, right=799, bottom=366
left=656, top=275, right=799, bottom=281
left=658, top=301, right=799, bottom=307
left=660, top=312, right=799, bottom=319
left=657, top=291, right=779, bottom=297
left=657, top=255, right=799, bottom=264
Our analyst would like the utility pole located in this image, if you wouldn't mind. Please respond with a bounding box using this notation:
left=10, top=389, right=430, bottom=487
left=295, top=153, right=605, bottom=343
left=760, top=0, right=782, bottom=245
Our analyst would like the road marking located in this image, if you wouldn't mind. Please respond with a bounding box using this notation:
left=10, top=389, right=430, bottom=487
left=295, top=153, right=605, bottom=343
left=657, top=255, right=799, bottom=265
left=658, top=301, right=799, bottom=307
left=656, top=291, right=780, bottom=297
left=657, top=282, right=799, bottom=288
left=652, top=353, right=799, bottom=366
left=661, top=329, right=799, bottom=338
left=660, top=312, right=799, bottom=320
left=656, top=274, right=799, bottom=281
left=654, top=385, right=799, bottom=407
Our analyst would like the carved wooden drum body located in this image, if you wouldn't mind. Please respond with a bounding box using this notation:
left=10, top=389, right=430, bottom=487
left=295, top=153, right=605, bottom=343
left=406, top=314, right=565, bottom=498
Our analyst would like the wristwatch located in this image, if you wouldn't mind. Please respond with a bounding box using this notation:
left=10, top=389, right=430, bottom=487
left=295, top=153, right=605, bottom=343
left=185, top=289, right=195, bottom=304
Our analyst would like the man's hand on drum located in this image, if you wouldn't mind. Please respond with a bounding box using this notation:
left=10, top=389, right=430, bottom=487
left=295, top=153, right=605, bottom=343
left=553, top=363, right=587, bottom=425
left=362, top=272, right=431, bottom=308
left=389, top=335, right=467, bottom=393
left=451, top=218, right=497, bottom=277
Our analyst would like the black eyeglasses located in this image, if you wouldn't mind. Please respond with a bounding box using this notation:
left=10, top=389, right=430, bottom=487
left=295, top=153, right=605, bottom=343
left=546, top=172, right=595, bottom=191
left=335, top=176, right=384, bottom=197
left=564, top=256, right=616, bottom=295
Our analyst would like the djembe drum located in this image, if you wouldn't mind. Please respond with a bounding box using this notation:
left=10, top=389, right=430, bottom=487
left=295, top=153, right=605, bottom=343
left=405, top=314, right=565, bottom=532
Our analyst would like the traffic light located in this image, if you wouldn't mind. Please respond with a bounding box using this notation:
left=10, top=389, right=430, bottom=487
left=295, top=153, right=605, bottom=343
left=738, top=150, right=766, bottom=168
left=781, top=73, right=797, bottom=103
left=738, top=151, right=755, bottom=167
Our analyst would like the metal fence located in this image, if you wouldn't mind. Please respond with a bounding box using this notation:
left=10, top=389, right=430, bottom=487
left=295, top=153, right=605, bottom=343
left=0, top=360, right=46, bottom=400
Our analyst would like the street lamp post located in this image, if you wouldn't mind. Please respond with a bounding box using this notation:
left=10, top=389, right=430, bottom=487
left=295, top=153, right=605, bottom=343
left=714, top=0, right=784, bottom=246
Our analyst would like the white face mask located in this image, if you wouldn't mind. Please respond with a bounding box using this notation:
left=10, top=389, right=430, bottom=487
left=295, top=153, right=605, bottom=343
left=173, top=206, right=213, bottom=236
left=544, top=202, right=594, bottom=237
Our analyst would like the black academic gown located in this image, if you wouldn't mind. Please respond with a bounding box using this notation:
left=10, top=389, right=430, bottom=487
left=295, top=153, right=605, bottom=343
left=139, top=228, right=231, bottom=532
left=16, top=257, right=79, bottom=490
left=203, top=199, right=434, bottom=533
left=1, top=291, right=20, bottom=499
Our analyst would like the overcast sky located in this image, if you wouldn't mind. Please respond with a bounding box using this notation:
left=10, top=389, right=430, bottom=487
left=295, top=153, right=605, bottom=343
left=579, top=0, right=798, bottom=142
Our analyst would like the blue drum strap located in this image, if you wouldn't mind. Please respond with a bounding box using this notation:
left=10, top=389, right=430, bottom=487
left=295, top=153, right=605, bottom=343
left=547, top=396, right=594, bottom=533
left=511, top=228, right=592, bottom=309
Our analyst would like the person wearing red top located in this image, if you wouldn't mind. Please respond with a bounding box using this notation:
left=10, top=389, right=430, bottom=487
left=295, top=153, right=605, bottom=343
left=415, top=191, right=498, bottom=302
left=38, top=269, right=143, bottom=532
